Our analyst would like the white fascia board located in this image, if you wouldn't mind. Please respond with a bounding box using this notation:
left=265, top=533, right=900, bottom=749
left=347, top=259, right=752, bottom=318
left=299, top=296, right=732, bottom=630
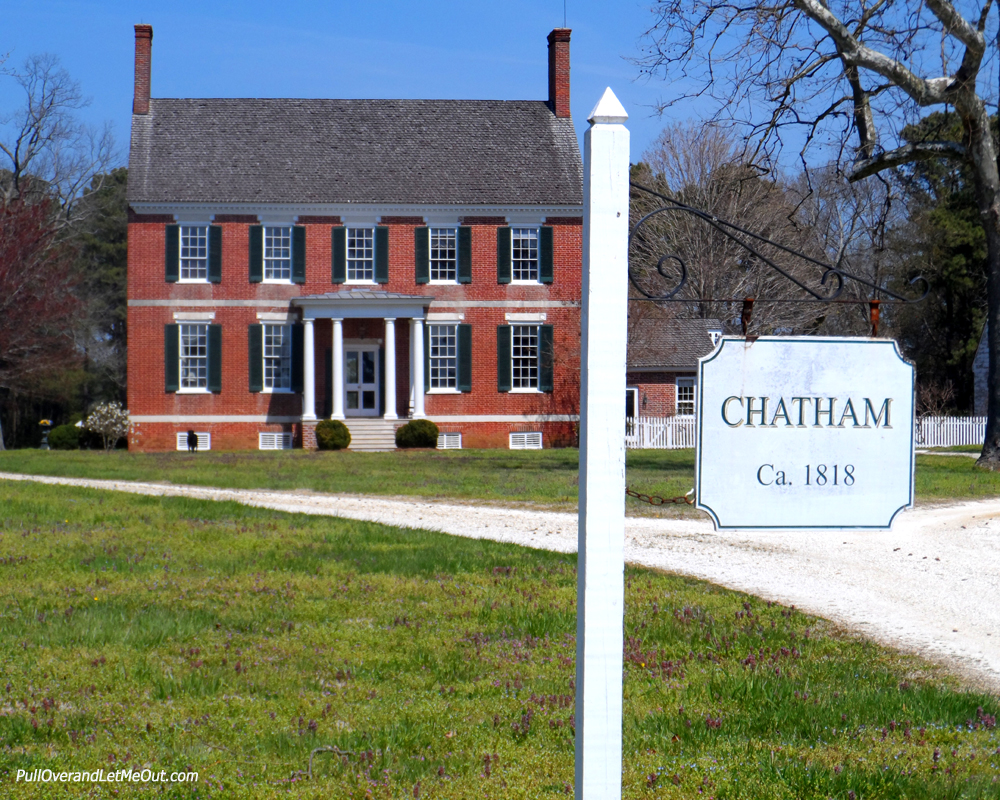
left=130, top=203, right=584, bottom=221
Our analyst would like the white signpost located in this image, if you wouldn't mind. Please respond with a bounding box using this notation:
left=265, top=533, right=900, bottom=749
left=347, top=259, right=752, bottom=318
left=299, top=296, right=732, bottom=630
left=696, top=336, right=915, bottom=529
left=577, top=87, right=628, bottom=800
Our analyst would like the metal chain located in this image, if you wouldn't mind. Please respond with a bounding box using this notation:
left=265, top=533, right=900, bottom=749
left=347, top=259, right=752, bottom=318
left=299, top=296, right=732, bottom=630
left=625, top=488, right=696, bottom=506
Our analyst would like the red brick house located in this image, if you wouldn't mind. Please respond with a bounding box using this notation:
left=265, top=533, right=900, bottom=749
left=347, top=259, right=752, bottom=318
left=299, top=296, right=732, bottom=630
left=126, top=25, right=583, bottom=451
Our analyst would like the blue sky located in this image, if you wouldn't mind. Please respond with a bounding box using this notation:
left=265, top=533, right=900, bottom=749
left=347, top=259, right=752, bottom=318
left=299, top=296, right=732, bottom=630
left=1, top=0, right=681, bottom=168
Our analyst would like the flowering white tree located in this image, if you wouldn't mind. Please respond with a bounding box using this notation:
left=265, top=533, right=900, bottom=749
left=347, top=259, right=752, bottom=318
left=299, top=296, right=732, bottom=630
left=84, top=401, right=129, bottom=453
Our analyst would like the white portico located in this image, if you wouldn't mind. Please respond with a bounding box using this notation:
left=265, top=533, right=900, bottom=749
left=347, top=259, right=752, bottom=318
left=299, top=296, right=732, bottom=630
left=293, top=290, right=432, bottom=423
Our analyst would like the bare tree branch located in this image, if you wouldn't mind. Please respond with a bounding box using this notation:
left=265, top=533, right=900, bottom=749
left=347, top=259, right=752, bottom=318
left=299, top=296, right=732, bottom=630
left=849, top=140, right=969, bottom=179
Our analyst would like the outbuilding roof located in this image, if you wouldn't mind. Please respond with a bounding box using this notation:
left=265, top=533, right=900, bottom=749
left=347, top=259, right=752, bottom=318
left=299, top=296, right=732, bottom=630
left=627, top=318, right=724, bottom=372
left=128, top=98, right=583, bottom=207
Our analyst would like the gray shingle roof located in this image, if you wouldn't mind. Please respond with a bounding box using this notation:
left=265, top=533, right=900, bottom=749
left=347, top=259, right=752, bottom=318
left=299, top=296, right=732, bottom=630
left=627, top=318, right=724, bottom=371
left=128, top=99, right=582, bottom=206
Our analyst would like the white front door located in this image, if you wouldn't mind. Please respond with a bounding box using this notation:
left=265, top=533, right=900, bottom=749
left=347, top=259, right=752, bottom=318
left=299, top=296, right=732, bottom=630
left=345, top=346, right=379, bottom=416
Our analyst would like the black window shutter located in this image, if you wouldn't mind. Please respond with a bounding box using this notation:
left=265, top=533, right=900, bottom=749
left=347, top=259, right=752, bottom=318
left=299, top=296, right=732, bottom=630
left=208, top=325, right=223, bottom=393
left=164, top=324, right=179, bottom=392
left=291, top=324, right=304, bottom=393
left=414, top=227, right=429, bottom=284
left=248, top=225, right=263, bottom=283
left=331, top=227, right=346, bottom=284
left=539, top=324, right=554, bottom=392
left=496, top=227, right=511, bottom=284
left=208, top=225, right=222, bottom=283
left=292, top=226, right=306, bottom=284
left=375, top=226, right=390, bottom=284
left=424, top=325, right=430, bottom=393
left=248, top=325, right=263, bottom=393
left=497, top=325, right=512, bottom=392
left=539, top=226, right=554, bottom=284
left=457, top=324, right=473, bottom=392
left=458, top=227, right=472, bottom=284
left=165, top=225, right=179, bottom=283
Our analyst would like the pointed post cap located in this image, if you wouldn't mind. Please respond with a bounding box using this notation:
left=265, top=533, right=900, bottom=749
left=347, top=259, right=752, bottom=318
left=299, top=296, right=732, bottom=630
left=587, top=87, right=628, bottom=124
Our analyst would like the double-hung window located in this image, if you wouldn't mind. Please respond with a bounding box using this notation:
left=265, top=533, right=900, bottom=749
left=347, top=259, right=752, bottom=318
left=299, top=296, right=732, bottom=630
left=166, top=224, right=221, bottom=283
left=496, top=226, right=553, bottom=284
left=415, top=226, right=471, bottom=285
left=263, top=324, right=292, bottom=391
left=511, top=228, right=539, bottom=282
left=497, top=323, right=553, bottom=393
left=429, top=324, right=458, bottom=389
left=676, top=378, right=696, bottom=416
left=180, top=226, right=208, bottom=280
left=511, top=325, right=539, bottom=389
left=347, top=228, right=375, bottom=282
left=264, top=227, right=292, bottom=281
left=248, top=322, right=302, bottom=394
left=430, top=228, right=457, bottom=282
left=165, top=322, right=221, bottom=393
left=179, top=324, right=208, bottom=390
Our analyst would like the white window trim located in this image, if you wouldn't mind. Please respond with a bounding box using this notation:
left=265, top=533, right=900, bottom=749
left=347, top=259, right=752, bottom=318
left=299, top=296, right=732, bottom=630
left=173, top=312, right=216, bottom=321
left=428, top=226, right=459, bottom=283
left=262, top=322, right=294, bottom=392
left=346, top=226, right=376, bottom=284
left=426, top=312, right=465, bottom=322
left=263, top=226, right=293, bottom=283
left=510, top=226, right=541, bottom=284
left=676, top=377, right=697, bottom=417
left=510, top=323, right=541, bottom=391
left=178, top=322, right=210, bottom=392
left=257, top=312, right=299, bottom=322
left=427, top=322, right=459, bottom=391
left=178, top=224, right=210, bottom=282
left=505, top=312, right=547, bottom=322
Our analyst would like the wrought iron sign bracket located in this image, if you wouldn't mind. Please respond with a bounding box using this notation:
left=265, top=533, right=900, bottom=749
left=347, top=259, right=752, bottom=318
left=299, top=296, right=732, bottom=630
left=628, top=181, right=928, bottom=327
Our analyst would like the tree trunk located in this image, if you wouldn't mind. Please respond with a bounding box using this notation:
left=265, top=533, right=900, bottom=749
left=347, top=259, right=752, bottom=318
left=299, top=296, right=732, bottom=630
left=977, top=219, right=1000, bottom=468
left=0, top=413, right=5, bottom=451
left=971, top=112, right=1000, bottom=467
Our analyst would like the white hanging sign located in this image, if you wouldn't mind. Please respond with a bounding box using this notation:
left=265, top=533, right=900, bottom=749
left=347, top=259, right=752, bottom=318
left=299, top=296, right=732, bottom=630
left=696, top=337, right=915, bottom=529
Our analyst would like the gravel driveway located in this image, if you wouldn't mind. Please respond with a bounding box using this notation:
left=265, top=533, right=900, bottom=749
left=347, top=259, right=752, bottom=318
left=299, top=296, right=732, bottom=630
left=4, top=471, right=999, bottom=694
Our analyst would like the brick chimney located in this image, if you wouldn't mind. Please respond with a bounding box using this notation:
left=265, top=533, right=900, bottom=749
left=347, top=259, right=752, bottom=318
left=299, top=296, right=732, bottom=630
left=547, top=28, right=571, bottom=118
left=133, top=24, right=153, bottom=115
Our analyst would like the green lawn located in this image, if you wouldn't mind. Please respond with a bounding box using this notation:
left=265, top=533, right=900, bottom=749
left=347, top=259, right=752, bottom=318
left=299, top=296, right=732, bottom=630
left=0, top=449, right=699, bottom=516
left=2, top=447, right=1000, bottom=512
left=1, top=481, right=998, bottom=798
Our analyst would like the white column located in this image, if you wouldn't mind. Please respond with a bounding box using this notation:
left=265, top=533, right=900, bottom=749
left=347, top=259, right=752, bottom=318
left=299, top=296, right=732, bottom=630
left=331, top=318, right=345, bottom=420
left=576, top=88, right=629, bottom=800
left=408, top=319, right=416, bottom=416
left=412, top=318, right=426, bottom=419
left=384, top=318, right=397, bottom=420
left=302, top=318, right=316, bottom=421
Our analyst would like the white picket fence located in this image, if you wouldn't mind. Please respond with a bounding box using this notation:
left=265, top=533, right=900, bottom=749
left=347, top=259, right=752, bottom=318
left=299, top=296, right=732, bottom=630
left=625, top=416, right=697, bottom=449
left=626, top=414, right=985, bottom=449
left=915, top=415, right=985, bottom=447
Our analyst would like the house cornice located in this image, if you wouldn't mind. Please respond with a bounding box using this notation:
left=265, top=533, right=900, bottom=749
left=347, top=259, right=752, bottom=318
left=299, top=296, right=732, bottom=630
left=128, top=202, right=584, bottom=223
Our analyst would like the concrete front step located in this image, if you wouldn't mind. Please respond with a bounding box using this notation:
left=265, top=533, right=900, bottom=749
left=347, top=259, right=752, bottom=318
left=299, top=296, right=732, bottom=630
left=343, top=419, right=402, bottom=452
